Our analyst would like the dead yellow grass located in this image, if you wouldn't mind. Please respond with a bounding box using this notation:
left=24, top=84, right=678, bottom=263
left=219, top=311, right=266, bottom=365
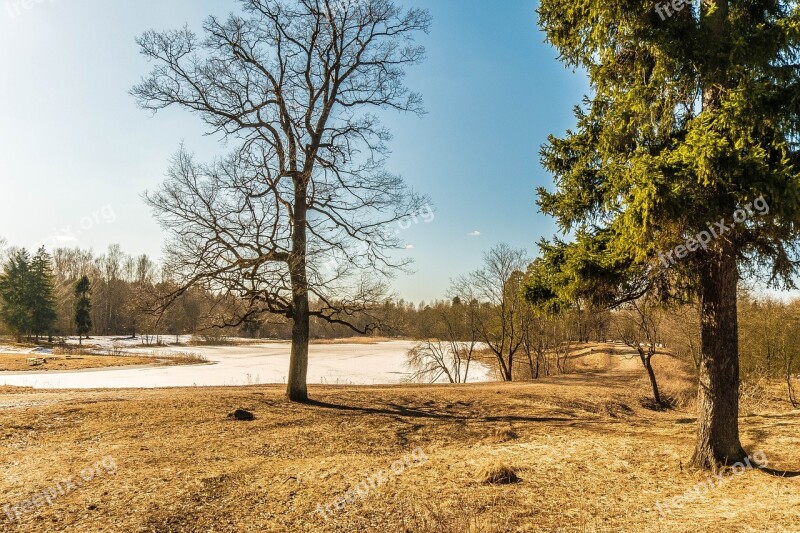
left=0, top=353, right=159, bottom=372
left=483, top=427, right=520, bottom=444
left=476, top=463, right=521, bottom=485
left=0, top=346, right=797, bottom=532
left=0, top=351, right=207, bottom=372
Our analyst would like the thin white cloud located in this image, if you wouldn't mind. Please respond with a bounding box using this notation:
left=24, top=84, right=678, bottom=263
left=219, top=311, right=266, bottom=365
left=52, top=235, right=79, bottom=243
left=404, top=244, right=415, bottom=250
left=467, top=231, right=481, bottom=237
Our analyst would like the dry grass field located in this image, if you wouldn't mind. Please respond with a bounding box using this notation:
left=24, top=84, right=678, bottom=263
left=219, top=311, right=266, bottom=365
left=0, top=353, right=162, bottom=372
left=0, top=345, right=798, bottom=532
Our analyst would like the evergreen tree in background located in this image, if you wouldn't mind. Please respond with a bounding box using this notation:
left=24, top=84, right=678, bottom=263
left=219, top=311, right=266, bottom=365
left=0, top=250, right=33, bottom=342
left=0, top=248, right=59, bottom=343
left=531, top=0, right=800, bottom=469
left=29, top=247, right=57, bottom=342
left=74, top=275, right=92, bottom=345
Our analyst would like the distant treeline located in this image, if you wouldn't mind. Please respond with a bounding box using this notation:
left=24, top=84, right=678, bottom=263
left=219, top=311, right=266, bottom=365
left=0, top=244, right=796, bottom=404
left=0, top=244, right=379, bottom=342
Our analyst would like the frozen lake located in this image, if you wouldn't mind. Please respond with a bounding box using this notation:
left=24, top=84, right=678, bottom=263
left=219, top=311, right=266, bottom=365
left=0, top=340, right=492, bottom=389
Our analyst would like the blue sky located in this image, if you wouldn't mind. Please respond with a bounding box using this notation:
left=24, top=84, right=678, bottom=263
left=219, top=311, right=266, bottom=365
left=0, top=0, right=589, bottom=302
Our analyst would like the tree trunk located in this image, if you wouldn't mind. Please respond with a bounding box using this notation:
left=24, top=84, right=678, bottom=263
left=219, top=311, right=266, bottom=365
left=526, top=350, right=535, bottom=380
left=643, top=353, right=662, bottom=406
left=287, top=288, right=310, bottom=402
left=495, top=354, right=512, bottom=381
left=788, top=352, right=798, bottom=408
left=287, top=183, right=310, bottom=403
left=691, top=245, right=746, bottom=468
left=689, top=0, right=744, bottom=470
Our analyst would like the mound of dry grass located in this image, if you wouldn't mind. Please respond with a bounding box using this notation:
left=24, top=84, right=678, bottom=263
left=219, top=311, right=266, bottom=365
left=477, top=463, right=521, bottom=484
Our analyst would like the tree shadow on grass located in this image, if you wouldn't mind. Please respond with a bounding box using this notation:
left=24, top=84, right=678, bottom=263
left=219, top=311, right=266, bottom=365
left=302, top=398, right=575, bottom=425
left=756, top=466, right=800, bottom=478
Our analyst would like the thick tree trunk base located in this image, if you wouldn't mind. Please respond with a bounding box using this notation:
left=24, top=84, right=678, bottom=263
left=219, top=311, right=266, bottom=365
left=689, top=442, right=747, bottom=471
left=286, top=338, right=309, bottom=403
left=286, top=389, right=309, bottom=403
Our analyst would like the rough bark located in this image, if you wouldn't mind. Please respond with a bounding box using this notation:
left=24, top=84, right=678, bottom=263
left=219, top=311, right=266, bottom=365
left=287, top=291, right=310, bottom=402
left=691, top=245, right=746, bottom=468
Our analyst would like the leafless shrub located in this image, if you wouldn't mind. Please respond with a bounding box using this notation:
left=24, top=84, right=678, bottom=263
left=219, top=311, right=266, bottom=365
left=406, top=339, right=475, bottom=384
left=51, top=346, right=85, bottom=356
left=739, top=378, right=772, bottom=415
left=161, top=351, right=208, bottom=366
left=189, top=334, right=235, bottom=346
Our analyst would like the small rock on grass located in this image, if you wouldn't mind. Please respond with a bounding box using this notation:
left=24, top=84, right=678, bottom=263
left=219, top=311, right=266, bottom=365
left=228, top=409, right=255, bottom=421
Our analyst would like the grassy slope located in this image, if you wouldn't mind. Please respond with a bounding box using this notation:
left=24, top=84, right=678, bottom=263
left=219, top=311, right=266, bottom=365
left=0, top=345, right=798, bottom=532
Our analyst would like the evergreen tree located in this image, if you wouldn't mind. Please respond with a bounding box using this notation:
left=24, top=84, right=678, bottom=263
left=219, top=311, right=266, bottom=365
left=0, top=250, right=33, bottom=342
left=531, top=0, right=800, bottom=468
left=74, top=275, right=92, bottom=345
left=29, top=247, right=57, bottom=342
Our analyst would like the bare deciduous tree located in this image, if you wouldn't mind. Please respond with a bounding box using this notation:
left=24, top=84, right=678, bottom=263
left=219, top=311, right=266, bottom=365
left=132, top=0, right=431, bottom=401
left=453, top=244, right=529, bottom=381
left=407, top=338, right=475, bottom=384
left=616, top=298, right=665, bottom=407
left=406, top=298, right=479, bottom=384
left=520, top=315, right=562, bottom=380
